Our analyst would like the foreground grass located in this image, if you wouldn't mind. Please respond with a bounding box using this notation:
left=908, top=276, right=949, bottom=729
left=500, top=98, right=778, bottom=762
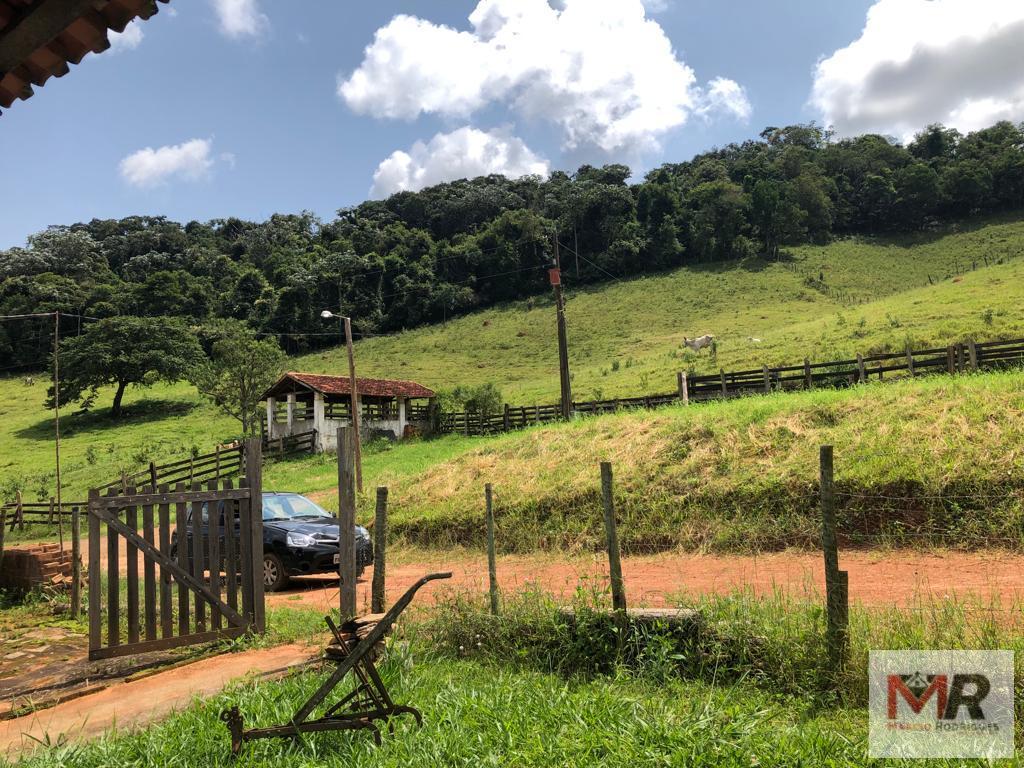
left=11, top=585, right=1024, bottom=767
left=10, top=655, right=866, bottom=768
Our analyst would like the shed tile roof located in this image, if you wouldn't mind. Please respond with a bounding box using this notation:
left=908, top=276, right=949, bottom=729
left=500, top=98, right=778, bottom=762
left=1, top=0, right=170, bottom=111
left=263, top=372, right=435, bottom=400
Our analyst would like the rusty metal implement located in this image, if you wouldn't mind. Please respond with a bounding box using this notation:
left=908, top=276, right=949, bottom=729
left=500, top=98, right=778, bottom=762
left=221, top=571, right=452, bottom=755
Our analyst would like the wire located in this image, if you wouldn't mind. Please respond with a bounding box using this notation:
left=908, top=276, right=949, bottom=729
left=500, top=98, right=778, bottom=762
left=557, top=240, right=621, bottom=283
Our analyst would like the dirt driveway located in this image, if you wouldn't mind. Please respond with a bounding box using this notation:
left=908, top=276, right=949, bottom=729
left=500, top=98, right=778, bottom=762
left=269, top=549, right=1024, bottom=614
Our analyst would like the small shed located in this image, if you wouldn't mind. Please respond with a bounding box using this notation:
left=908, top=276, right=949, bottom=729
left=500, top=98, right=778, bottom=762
left=261, top=372, right=436, bottom=452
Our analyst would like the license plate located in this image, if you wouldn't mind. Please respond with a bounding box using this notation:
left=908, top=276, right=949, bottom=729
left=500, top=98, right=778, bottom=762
left=333, top=554, right=340, bottom=565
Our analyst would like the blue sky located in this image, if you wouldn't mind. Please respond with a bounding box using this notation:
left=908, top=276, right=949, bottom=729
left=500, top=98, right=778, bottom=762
left=3, top=0, right=1022, bottom=249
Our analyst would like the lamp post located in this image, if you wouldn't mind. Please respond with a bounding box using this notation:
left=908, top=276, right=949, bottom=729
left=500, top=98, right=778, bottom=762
left=321, top=310, right=363, bottom=491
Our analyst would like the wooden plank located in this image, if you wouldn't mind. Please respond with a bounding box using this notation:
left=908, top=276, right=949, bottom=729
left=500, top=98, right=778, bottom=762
left=222, top=479, right=238, bottom=614
left=371, top=486, right=388, bottom=614
left=105, top=488, right=120, bottom=649
left=206, top=479, right=222, bottom=632
left=190, top=481, right=206, bottom=632
left=89, top=626, right=248, bottom=661
left=96, top=488, right=251, bottom=508
left=157, top=486, right=173, bottom=640
left=87, top=490, right=101, bottom=654
left=125, top=489, right=140, bottom=647
left=175, top=483, right=189, bottom=637
left=89, top=505, right=246, bottom=627
left=142, top=497, right=157, bottom=642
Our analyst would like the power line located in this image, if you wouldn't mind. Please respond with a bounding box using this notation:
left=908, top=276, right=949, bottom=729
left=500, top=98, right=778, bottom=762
left=557, top=240, right=621, bottom=283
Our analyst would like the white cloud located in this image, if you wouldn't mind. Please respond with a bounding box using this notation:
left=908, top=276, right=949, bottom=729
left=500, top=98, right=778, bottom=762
left=698, top=77, right=752, bottom=122
left=119, top=139, right=216, bottom=188
left=211, top=0, right=268, bottom=39
left=370, top=127, right=549, bottom=198
left=108, top=21, right=144, bottom=52
left=641, top=0, right=671, bottom=13
left=811, top=0, right=1024, bottom=140
left=340, top=0, right=749, bottom=157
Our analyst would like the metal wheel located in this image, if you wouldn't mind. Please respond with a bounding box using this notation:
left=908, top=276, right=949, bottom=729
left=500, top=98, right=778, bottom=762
left=263, top=553, right=290, bottom=592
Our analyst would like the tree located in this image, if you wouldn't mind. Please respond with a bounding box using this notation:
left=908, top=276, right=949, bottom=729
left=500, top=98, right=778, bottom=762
left=47, top=316, right=202, bottom=417
left=895, top=163, right=942, bottom=227
left=190, top=321, right=286, bottom=436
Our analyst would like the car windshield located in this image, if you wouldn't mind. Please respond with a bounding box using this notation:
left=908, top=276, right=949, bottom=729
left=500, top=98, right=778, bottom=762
left=262, top=494, right=333, bottom=522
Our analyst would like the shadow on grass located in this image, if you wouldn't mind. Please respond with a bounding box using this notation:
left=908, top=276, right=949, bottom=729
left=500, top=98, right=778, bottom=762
left=14, top=398, right=200, bottom=441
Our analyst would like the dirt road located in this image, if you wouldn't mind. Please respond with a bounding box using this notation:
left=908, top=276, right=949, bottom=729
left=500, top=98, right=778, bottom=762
left=0, top=643, right=314, bottom=759
left=269, top=549, right=1024, bottom=614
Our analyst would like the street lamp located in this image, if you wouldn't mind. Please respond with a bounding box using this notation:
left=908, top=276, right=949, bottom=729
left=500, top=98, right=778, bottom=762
left=321, top=310, right=363, bottom=491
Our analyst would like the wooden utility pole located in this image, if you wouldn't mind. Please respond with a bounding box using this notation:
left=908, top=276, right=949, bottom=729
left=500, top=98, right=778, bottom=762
left=337, top=427, right=357, bottom=620
left=343, top=317, right=363, bottom=492
left=550, top=237, right=573, bottom=420
left=53, top=311, right=62, bottom=544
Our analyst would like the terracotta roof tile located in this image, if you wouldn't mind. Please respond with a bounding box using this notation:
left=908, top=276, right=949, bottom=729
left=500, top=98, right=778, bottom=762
left=263, top=372, right=435, bottom=400
left=0, top=0, right=170, bottom=111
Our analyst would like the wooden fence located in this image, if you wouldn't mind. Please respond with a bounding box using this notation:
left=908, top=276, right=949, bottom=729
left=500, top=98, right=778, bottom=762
left=436, top=336, right=1024, bottom=436
left=260, top=429, right=317, bottom=456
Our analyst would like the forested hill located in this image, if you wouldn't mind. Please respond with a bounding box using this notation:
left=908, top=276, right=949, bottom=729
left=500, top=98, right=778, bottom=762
left=2, top=120, right=1023, bottom=367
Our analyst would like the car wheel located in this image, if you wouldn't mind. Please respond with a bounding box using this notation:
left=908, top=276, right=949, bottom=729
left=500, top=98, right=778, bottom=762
left=263, top=553, right=290, bottom=592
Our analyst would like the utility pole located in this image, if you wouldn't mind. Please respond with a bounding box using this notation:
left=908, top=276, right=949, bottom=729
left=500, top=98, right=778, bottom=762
left=343, top=317, right=363, bottom=492
left=321, top=310, right=363, bottom=492
left=550, top=235, right=573, bottom=420
left=53, top=311, right=62, bottom=546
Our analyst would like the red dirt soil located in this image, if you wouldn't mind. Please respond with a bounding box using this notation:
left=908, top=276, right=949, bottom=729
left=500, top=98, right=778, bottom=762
left=270, top=550, right=1024, bottom=615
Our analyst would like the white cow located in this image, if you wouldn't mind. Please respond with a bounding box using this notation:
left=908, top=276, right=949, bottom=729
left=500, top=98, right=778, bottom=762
left=683, top=335, right=715, bottom=353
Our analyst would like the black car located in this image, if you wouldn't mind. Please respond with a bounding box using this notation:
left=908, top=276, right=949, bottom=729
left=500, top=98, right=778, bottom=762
left=171, top=492, right=372, bottom=592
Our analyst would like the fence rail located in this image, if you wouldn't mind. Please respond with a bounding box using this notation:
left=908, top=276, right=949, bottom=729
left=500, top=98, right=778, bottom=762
left=437, top=335, right=1024, bottom=436
left=260, top=429, right=317, bottom=456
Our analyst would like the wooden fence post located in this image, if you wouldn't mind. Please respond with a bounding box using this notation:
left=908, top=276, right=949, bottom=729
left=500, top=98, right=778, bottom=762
left=819, top=445, right=848, bottom=674
left=0, top=508, right=6, bottom=573
left=148, top=461, right=158, bottom=489
left=244, top=438, right=265, bottom=634
left=71, top=506, right=81, bottom=619
left=337, top=426, right=357, bottom=621
left=804, top=358, right=812, bottom=390
left=55, top=497, right=63, bottom=553
left=762, top=365, right=771, bottom=394
left=905, top=345, right=915, bottom=377
left=15, top=490, right=24, bottom=532
left=946, top=345, right=955, bottom=374
left=600, top=462, right=627, bottom=614
left=968, top=339, right=978, bottom=371
left=485, top=483, right=499, bottom=616
left=719, top=369, right=728, bottom=397
left=677, top=372, right=689, bottom=405
left=503, top=403, right=511, bottom=432
left=856, top=353, right=866, bottom=384
left=956, top=343, right=966, bottom=372
left=371, top=487, right=388, bottom=614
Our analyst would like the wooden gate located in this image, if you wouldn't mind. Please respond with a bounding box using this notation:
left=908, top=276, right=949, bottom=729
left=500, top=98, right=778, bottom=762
left=86, top=441, right=265, bottom=660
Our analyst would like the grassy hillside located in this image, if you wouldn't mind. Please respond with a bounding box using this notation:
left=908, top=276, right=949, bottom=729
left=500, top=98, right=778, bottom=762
left=267, top=370, right=1024, bottom=554
left=296, top=214, right=1024, bottom=402
left=1, top=215, right=1022, bottom=503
